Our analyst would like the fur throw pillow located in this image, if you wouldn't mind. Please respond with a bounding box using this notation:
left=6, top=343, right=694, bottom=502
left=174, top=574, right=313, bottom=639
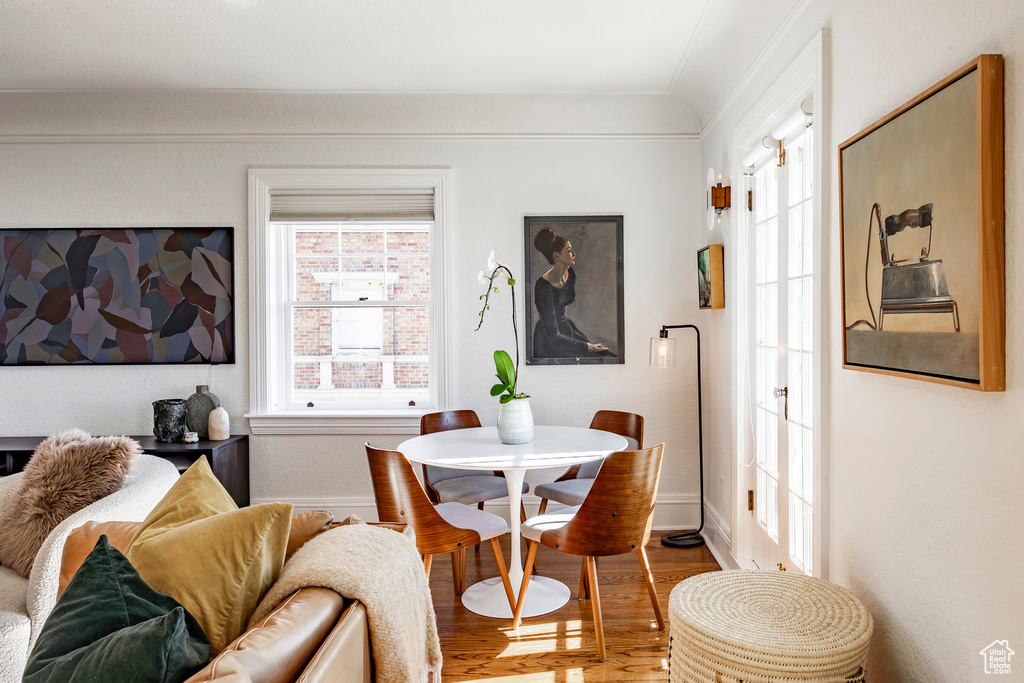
left=0, top=429, right=141, bottom=577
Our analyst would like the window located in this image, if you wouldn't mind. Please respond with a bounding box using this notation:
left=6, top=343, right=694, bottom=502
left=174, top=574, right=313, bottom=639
left=247, top=169, right=451, bottom=434
left=288, top=223, right=431, bottom=409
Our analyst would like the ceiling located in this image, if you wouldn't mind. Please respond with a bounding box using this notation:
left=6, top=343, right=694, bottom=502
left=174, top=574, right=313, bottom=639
left=0, top=0, right=805, bottom=127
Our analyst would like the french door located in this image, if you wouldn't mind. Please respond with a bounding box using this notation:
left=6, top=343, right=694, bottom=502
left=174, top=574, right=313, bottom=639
left=750, top=126, right=816, bottom=574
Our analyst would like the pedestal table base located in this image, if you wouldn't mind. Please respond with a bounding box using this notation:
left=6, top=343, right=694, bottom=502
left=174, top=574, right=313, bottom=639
left=461, top=575, right=570, bottom=619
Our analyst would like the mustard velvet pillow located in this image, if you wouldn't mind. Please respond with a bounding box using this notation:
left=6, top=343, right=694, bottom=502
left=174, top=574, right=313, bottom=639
left=125, top=456, right=293, bottom=655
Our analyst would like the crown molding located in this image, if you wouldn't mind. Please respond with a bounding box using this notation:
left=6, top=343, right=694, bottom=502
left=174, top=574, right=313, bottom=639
left=0, top=132, right=698, bottom=145
left=698, top=0, right=815, bottom=138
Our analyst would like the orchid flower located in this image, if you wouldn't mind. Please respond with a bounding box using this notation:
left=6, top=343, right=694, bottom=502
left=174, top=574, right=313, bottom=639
left=475, top=250, right=523, bottom=397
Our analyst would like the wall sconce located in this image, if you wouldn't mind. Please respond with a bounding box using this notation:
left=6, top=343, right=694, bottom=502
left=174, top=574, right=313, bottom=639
left=710, top=183, right=731, bottom=215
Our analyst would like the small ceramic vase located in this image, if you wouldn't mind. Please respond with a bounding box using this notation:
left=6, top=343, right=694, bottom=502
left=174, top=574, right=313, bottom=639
left=153, top=399, right=187, bottom=443
left=185, top=385, right=220, bottom=438
left=208, top=407, right=230, bottom=441
left=497, top=397, right=534, bottom=445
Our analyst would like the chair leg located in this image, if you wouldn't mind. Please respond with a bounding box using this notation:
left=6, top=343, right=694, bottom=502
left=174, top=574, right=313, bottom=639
left=460, top=548, right=468, bottom=593
left=537, top=498, right=549, bottom=515
left=585, top=556, right=606, bottom=661
left=423, top=554, right=433, bottom=578
left=637, top=546, right=664, bottom=630
left=477, top=503, right=486, bottom=552
left=489, top=537, right=516, bottom=612
left=451, top=551, right=463, bottom=595
left=512, top=541, right=540, bottom=629
left=520, top=501, right=527, bottom=523
left=578, top=559, right=589, bottom=600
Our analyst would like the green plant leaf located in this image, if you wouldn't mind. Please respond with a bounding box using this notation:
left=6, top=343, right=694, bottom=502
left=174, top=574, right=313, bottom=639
left=499, top=394, right=513, bottom=404
left=493, top=349, right=515, bottom=386
left=490, top=383, right=508, bottom=396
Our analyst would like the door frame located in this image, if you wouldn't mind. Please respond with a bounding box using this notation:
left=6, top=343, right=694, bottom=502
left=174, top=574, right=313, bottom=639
left=729, top=30, right=831, bottom=578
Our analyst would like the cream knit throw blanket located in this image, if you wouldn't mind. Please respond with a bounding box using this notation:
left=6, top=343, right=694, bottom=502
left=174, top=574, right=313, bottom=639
left=249, top=523, right=442, bottom=683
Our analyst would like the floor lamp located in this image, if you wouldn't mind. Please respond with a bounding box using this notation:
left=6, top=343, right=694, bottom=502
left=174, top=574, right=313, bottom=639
left=650, top=324, right=705, bottom=548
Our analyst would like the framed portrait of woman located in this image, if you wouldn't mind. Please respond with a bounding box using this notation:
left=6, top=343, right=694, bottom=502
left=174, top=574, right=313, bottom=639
left=524, top=215, right=624, bottom=365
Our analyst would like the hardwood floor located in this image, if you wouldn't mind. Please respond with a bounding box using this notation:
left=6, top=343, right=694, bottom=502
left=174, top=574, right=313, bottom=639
left=429, top=533, right=721, bottom=682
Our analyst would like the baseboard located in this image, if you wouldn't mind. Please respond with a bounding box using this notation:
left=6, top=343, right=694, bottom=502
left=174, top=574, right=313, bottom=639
left=702, top=504, right=740, bottom=570
left=252, top=492, right=702, bottom=528
left=704, top=502, right=732, bottom=547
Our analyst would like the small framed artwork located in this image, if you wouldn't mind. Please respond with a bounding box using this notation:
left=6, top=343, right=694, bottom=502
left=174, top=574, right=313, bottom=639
left=0, top=227, right=235, bottom=365
left=698, top=244, right=724, bottom=309
left=839, top=54, right=1004, bottom=390
left=524, top=215, right=624, bottom=365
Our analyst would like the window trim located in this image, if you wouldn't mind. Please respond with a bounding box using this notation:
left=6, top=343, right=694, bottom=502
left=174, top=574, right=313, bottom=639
left=246, top=168, right=452, bottom=435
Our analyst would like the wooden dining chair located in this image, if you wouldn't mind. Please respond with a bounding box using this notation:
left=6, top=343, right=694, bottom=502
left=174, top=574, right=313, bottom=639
left=420, top=410, right=529, bottom=523
left=534, top=410, right=644, bottom=515
left=511, top=444, right=665, bottom=661
left=365, top=443, right=516, bottom=608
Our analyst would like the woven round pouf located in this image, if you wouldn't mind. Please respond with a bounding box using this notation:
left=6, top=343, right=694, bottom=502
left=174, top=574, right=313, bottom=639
left=669, top=570, right=873, bottom=683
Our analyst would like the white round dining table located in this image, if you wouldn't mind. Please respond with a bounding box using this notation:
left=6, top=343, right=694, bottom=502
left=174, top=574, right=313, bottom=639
left=398, top=425, right=627, bottom=619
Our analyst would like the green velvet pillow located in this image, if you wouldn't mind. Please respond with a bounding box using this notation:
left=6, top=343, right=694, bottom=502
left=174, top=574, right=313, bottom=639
left=23, top=535, right=210, bottom=683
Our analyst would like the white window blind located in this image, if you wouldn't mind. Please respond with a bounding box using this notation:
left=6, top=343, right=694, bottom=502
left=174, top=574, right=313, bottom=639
left=269, top=189, right=435, bottom=222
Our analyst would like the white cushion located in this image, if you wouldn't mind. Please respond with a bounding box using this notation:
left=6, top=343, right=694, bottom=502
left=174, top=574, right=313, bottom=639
left=0, top=566, right=30, bottom=683
left=432, top=475, right=528, bottom=505
left=434, top=502, right=509, bottom=541
left=534, top=478, right=593, bottom=507
left=522, top=506, right=581, bottom=543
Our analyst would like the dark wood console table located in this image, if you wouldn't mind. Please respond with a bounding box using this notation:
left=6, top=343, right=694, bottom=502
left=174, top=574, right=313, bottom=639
left=0, top=435, right=249, bottom=507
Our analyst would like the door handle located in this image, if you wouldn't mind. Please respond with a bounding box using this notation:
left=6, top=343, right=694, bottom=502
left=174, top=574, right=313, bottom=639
left=773, top=386, right=788, bottom=420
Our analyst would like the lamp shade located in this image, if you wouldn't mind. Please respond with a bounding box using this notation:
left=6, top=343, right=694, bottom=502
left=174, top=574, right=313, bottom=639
left=650, top=336, right=677, bottom=368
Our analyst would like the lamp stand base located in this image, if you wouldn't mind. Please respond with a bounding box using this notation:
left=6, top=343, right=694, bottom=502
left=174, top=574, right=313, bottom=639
left=661, top=532, right=705, bottom=549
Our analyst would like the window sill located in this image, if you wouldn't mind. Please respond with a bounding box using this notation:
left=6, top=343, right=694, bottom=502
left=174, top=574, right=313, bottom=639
left=244, top=411, right=428, bottom=435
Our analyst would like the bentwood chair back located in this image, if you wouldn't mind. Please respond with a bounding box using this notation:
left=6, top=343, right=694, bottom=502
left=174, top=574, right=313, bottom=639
left=419, top=410, right=529, bottom=519
left=419, top=410, right=485, bottom=502
left=365, top=444, right=516, bottom=606
left=535, top=410, right=644, bottom=514
left=513, top=444, right=665, bottom=660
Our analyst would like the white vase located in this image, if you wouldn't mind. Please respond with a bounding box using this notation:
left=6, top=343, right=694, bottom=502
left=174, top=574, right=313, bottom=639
left=208, top=407, right=231, bottom=441
left=497, top=397, right=534, bottom=445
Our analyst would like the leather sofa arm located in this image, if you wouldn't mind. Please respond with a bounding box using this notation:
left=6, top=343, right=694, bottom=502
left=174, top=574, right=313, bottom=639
left=185, top=587, right=347, bottom=683
left=59, top=520, right=142, bottom=598
left=297, top=601, right=372, bottom=683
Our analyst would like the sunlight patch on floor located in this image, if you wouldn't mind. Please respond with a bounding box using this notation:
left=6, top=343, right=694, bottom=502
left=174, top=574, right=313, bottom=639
left=500, top=619, right=583, bottom=656
left=455, top=673, right=557, bottom=683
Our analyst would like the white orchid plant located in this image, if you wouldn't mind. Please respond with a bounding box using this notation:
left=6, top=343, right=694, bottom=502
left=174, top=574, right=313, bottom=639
left=475, top=250, right=527, bottom=404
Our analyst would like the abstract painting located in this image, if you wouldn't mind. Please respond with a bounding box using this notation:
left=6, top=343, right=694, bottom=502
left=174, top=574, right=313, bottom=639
left=839, top=55, right=1004, bottom=390
left=0, top=228, right=234, bottom=365
left=524, top=215, right=624, bottom=365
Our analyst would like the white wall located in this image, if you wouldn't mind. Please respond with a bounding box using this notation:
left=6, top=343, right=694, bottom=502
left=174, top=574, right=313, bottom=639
left=0, top=92, right=705, bottom=528
left=700, top=0, right=1024, bottom=680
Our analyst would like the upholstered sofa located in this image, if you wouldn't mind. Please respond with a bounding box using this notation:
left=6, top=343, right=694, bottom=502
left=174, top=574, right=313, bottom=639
left=59, top=519, right=373, bottom=683
left=0, top=454, right=179, bottom=683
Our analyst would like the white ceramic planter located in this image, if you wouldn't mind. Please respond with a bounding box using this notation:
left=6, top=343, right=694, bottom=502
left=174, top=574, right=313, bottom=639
left=497, top=397, right=534, bottom=444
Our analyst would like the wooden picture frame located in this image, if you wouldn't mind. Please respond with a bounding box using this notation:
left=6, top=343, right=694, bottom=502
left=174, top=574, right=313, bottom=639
left=524, top=215, right=624, bottom=365
left=838, top=54, right=1004, bottom=390
left=698, top=244, right=724, bottom=309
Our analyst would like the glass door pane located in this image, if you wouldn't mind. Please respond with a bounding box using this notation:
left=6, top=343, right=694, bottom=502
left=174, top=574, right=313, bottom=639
left=785, top=128, right=814, bottom=574
left=753, top=160, right=784, bottom=568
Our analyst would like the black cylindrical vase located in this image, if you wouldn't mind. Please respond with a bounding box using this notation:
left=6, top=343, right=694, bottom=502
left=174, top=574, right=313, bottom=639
left=153, top=399, right=187, bottom=442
